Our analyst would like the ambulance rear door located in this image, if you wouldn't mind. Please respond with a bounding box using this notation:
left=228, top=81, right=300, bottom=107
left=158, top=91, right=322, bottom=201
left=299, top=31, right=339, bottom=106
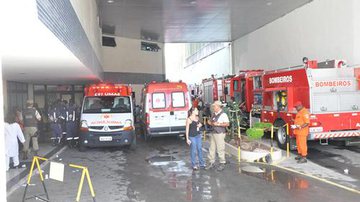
left=148, top=92, right=171, bottom=132
left=168, top=91, right=189, bottom=132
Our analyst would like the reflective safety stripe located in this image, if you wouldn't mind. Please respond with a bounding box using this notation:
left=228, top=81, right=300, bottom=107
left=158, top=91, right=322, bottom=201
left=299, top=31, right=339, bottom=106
left=313, top=131, right=360, bottom=139
left=66, top=137, right=73, bottom=140
left=73, top=137, right=79, bottom=140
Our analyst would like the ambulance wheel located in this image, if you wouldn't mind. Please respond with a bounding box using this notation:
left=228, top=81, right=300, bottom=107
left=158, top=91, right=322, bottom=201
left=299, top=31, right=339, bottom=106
left=144, top=133, right=150, bottom=142
left=143, top=128, right=150, bottom=142
left=79, top=143, right=87, bottom=152
left=276, top=126, right=287, bottom=150
left=130, top=135, right=137, bottom=150
left=133, top=134, right=137, bottom=146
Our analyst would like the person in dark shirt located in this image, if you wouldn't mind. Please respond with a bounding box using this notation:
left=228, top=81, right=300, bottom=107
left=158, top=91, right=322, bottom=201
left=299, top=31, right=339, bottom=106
left=185, top=107, right=205, bottom=170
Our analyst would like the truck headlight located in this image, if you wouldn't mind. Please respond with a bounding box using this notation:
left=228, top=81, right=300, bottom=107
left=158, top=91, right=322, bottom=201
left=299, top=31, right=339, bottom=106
left=123, top=119, right=134, bottom=131
left=80, top=120, right=89, bottom=132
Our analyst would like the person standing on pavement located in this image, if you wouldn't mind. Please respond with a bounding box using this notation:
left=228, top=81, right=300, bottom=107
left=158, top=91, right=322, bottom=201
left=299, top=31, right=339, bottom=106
left=13, top=106, right=25, bottom=154
left=185, top=107, right=205, bottom=170
left=66, top=99, right=78, bottom=147
left=13, top=106, right=24, bottom=130
left=205, top=101, right=229, bottom=171
left=33, top=103, right=43, bottom=137
left=22, top=100, right=41, bottom=159
left=59, top=100, right=68, bottom=143
left=293, top=101, right=310, bottom=163
left=48, top=102, right=63, bottom=146
left=5, top=113, right=26, bottom=171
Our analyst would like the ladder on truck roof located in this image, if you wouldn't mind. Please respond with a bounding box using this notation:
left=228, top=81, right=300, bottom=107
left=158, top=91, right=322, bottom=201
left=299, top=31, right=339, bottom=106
left=265, top=64, right=305, bottom=74
left=265, top=59, right=347, bottom=74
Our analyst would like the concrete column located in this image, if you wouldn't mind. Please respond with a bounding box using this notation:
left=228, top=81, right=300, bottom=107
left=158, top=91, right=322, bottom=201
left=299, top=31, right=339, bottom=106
left=0, top=60, right=7, bottom=201
left=2, top=80, right=7, bottom=114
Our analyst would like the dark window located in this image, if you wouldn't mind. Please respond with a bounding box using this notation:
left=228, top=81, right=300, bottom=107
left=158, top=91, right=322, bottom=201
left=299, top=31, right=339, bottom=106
left=7, top=81, right=28, bottom=110
left=74, top=85, right=84, bottom=91
left=34, top=85, right=45, bottom=92
left=233, top=80, right=239, bottom=91
left=102, top=36, right=116, bottom=47
left=141, top=42, right=160, bottom=52
left=240, top=80, right=246, bottom=103
left=83, top=96, right=131, bottom=113
left=254, top=76, right=262, bottom=89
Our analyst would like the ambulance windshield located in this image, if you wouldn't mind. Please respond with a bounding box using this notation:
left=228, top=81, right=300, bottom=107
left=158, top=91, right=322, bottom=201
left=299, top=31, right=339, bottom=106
left=82, top=96, right=131, bottom=113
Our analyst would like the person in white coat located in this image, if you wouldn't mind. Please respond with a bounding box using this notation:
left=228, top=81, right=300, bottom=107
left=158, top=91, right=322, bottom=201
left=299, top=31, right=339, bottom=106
left=5, top=113, right=25, bottom=171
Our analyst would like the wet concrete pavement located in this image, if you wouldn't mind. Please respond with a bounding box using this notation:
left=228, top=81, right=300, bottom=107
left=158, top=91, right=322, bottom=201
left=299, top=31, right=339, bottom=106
left=306, top=141, right=360, bottom=187
left=7, top=136, right=360, bottom=202
left=258, top=136, right=360, bottom=190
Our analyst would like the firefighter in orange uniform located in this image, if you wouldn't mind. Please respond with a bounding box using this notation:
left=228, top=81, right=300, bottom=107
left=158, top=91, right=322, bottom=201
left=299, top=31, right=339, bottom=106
left=293, top=101, right=310, bottom=163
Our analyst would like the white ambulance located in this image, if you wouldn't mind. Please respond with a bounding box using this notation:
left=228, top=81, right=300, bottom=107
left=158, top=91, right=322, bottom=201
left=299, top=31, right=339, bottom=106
left=140, top=81, right=192, bottom=141
left=79, top=83, right=135, bottom=150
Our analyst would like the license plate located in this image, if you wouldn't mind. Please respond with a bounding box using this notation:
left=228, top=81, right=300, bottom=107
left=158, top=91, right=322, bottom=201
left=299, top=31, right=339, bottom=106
left=309, top=127, right=323, bottom=133
left=99, top=136, right=112, bottom=141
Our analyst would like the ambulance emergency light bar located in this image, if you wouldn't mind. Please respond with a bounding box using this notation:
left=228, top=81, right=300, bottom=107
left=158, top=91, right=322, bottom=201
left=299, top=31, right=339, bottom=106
left=84, top=83, right=132, bottom=96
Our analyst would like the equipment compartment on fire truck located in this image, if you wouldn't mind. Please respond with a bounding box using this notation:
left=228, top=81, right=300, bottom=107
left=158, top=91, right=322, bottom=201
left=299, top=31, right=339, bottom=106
left=79, top=83, right=136, bottom=151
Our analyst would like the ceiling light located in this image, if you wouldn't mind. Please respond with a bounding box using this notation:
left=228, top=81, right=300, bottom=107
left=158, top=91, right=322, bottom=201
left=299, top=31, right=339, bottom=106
left=266, top=2, right=272, bottom=6
left=107, top=0, right=114, bottom=3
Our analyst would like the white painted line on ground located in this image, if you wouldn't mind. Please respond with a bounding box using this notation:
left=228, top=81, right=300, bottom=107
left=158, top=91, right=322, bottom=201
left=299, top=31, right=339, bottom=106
left=252, top=161, right=360, bottom=195
left=274, top=164, right=360, bottom=195
left=206, top=136, right=360, bottom=195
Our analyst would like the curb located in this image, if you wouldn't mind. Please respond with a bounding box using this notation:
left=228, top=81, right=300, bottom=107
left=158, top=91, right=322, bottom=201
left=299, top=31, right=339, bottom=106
left=225, top=141, right=282, bottom=162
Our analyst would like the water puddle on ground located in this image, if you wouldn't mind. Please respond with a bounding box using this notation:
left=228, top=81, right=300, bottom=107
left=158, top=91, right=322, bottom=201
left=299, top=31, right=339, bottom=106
left=240, top=165, right=310, bottom=190
left=146, top=153, right=214, bottom=201
left=146, top=155, right=179, bottom=166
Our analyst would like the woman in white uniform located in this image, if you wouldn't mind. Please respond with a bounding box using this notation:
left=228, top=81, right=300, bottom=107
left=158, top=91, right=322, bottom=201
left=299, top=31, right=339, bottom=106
left=5, top=113, right=25, bottom=171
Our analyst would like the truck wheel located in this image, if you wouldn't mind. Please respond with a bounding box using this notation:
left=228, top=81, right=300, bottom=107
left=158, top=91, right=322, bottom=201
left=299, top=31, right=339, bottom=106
left=143, top=127, right=150, bottom=142
left=276, top=126, right=287, bottom=150
left=130, top=135, right=137, bottom=150
left=133, top=134, right=137, bottom=146
left=79, top=143, right=87, bottom=152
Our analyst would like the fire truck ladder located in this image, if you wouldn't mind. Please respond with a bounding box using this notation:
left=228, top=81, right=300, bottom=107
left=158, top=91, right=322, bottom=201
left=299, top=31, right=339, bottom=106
left=265, top=64, right=304, bottom=74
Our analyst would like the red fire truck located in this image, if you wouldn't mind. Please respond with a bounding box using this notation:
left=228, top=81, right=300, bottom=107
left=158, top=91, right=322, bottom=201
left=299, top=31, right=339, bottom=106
left=260, top=60, right=360, bottom=149
left=230, top=70, right=264, bottom=113
left=201, top=74, right=236, bottom=106
left=202, top=75, right=224, bottom=106
left=79, top=83, right=135, bottom=150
